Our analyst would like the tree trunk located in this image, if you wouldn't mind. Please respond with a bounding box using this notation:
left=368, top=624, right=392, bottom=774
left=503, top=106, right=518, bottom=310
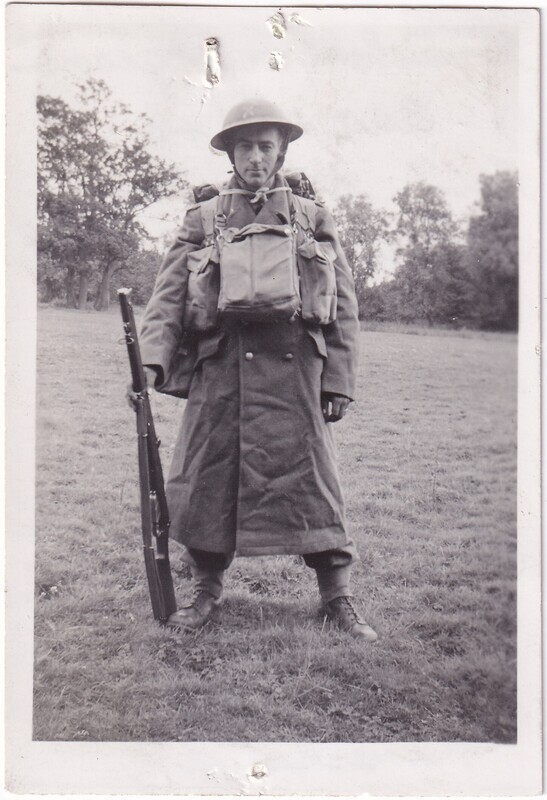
left=40, top=282, right=53, bottom=303
left=94, top=263, right=116, bottom=310
left=65, top=269, right=77, bottom=308
left=78, top=273, right=89, bottom=310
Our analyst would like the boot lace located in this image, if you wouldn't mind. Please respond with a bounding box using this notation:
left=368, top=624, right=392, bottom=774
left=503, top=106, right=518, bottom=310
left=335, top=596, right=360, bottom=622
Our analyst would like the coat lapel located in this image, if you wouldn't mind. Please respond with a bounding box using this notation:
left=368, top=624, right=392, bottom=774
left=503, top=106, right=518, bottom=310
left=222, top=188, right=256, bottom=228
left=255, top=180, right=292, bottom=225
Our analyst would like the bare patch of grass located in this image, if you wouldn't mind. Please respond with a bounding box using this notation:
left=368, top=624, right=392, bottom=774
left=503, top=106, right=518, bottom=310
left=34, top=307, right=516, bottom=742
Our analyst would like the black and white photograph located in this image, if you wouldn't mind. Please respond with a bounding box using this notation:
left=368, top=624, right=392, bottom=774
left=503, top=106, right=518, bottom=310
left=5, top=4, right=541, bottom=795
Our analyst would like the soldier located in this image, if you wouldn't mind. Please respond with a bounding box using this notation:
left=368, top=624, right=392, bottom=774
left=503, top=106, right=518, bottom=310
left=131, top=99, right=377, bottom=641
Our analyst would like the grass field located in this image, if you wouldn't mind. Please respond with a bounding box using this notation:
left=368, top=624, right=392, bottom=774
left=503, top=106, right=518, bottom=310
left=33, top=306, right=517, bottom=743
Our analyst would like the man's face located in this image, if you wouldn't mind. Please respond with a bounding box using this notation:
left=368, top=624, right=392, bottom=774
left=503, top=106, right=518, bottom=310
left=232, top=125, right=284, bottom=188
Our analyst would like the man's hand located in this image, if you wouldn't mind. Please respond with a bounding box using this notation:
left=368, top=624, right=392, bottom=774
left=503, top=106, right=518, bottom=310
left=126, top=366, right=158, bottom=411
left=321, top=392, right=351, bottom=423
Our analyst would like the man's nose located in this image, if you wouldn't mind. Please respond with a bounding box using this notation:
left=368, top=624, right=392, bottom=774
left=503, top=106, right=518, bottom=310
left=249, top=146, right=262, bottom=164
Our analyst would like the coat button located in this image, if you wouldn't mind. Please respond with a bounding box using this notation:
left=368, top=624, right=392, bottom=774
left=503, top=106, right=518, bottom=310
left=284, top=352, right=294, bottom=361
left=245, top=351, right=254, bottom=361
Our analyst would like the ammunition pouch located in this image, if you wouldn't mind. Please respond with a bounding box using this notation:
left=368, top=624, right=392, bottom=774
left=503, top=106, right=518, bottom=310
left=183, top=245, right=220, bottom=332
left=297, top=238, right=337, bottom=325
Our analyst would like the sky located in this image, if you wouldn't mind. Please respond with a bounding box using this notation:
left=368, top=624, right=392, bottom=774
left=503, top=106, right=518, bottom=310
left=20, top=5, right=521, bottom=243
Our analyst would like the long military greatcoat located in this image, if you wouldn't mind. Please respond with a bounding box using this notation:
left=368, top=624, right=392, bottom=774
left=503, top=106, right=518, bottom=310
left=139, top=174, right=360, bottom=556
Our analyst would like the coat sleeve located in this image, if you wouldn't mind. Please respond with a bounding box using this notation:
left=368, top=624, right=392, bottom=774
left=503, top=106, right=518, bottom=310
left=314, top=204, right=360, bottom=400
left=139, top=206, right=204, bottom=386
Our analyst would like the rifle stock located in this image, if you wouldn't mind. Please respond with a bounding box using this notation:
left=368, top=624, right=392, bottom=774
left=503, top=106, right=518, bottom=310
left=118, top=288, right=177, bottom=623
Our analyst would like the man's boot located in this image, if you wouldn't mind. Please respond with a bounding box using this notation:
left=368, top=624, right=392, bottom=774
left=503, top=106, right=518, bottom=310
left=315, top=565, right=378, bottom=642
left=166, top=565, right=224, bottom=632
left=322, top=596, right=378, bottom=642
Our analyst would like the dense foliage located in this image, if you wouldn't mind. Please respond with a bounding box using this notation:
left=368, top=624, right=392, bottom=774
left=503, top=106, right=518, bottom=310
left=465, top=172, right=519, bottom=330
left=37, top=79, right=186, bottom=309
left=332, top=195, right=391, bottom=306
left=336, top=173, right=518, bottom=331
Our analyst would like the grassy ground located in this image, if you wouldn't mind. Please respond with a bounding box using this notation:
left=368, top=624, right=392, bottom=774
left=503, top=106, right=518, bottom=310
left=359, top=318, right=518, bottom=339
left=34, top=306, right=517, bottom=743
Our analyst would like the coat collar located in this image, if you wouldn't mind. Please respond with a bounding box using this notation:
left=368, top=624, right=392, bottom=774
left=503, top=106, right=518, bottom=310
left=220, top=174, right=293, bottom=229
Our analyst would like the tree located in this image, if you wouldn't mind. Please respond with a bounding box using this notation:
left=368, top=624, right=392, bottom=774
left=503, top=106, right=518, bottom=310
left=37, top=79, right=186, bottom=309
left=465, top=171, right=518, bottom=330
left=389, top=241, right=470, bottom=326
left=394, top=182, right=458, bottom=252
left=116, top=246, right=163, bottom=307
left=391, top=183, right=461, bottom=325
left=332, top=195, right=391, bottom=317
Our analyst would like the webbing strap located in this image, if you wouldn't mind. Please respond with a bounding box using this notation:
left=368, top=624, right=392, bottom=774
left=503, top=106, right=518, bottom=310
left=199, top=196, right=219, bottom=241
left=220, top=186, right=291, bottom=205
left=199, top=188, right=317, bottom=240
left=292, top=193, right=317, bottom=238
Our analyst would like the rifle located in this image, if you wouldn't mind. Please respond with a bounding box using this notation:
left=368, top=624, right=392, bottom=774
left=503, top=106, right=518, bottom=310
left=118, top=288, right=177, bottom=623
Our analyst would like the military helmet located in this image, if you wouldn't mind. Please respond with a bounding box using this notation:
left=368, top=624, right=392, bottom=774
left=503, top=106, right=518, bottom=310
left=210, top=98, right=303, bottom=151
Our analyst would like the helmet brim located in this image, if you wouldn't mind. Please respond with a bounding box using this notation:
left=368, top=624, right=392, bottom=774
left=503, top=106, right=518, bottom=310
left=210, top=121, right=303, bottom=152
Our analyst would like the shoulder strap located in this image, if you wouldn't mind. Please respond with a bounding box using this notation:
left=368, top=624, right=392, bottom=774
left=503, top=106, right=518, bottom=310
left=292, top=193, right=317, bottom=238
left=199, top=196, right=219, bottom=245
